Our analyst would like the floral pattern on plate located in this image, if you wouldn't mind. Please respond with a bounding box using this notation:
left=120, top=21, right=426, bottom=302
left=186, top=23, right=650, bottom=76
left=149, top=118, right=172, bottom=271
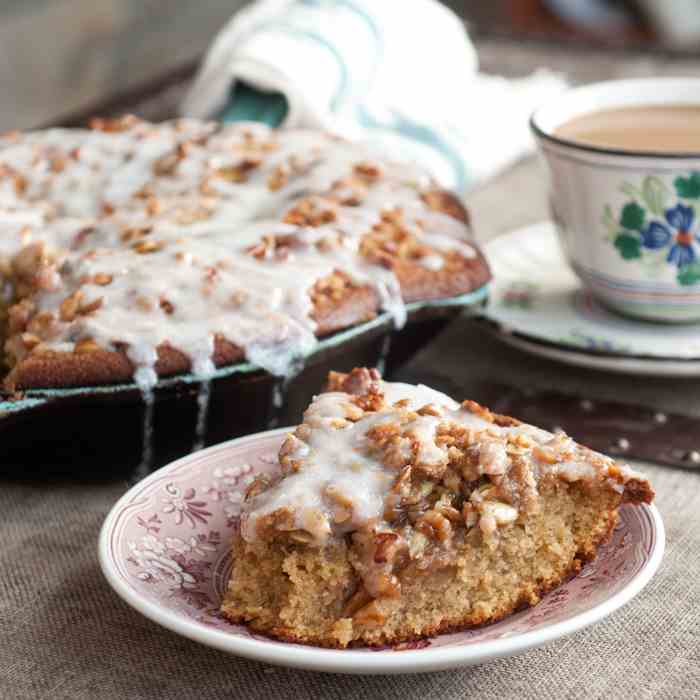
left=100, top=429, right=664, bottom=672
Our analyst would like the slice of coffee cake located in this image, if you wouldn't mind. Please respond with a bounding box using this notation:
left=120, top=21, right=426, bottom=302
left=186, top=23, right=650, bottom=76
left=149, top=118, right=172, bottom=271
left=221, top=368, right=653, bottom=647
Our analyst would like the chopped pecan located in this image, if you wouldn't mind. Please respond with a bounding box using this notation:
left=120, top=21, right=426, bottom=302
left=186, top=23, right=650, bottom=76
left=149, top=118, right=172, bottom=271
left=436, top=504, right=461, bottom=522
left=462, top=502, right=478, bottom=528
left=89, top=115, right=139, bottom=132
left=267, top=165, right=288, bottom=191
left=132, top=239, right=166, bottom=254
left=533, top=445, right=558, bottom=464
left=92, top=273, right=113, bottom=286
left=366, top=571, right=400, bottom=598
left=462, top=400, right=495, bottom=423
left=50, top=156, right=66, bottom=173
left=79, top=296, right=103, bottom=316
left=216, top=157, right=262, bottom=183
left=327, top=367, right=381, bottom=396
left=325, top=484, right=354, bottom=511
left=311, top=270, right=356, bottom=303
left=352, top=384, right=385, bottom=412
left=13, top=174, right=27, bottom=196
left=283, top=197, right=337, bottom=226
left=75, top=337, right=101, bottom=354
left=353, top=162, right=382, bottom=181
left=121, top=226, right=153, bottom=243
left=27, top=311, right=55, bottom=337
left=288, top=530, right=314, bottom=544
left=154, top=143, right=189, bottom=176
left=341, top=587, right=372, bottom=618
left=390, top=465, right=413, bottom=496
left=509, top=433, right=533, bottom=449
left=73, top=226, right=96, bottom=248
left=416, top=509, right=452, bottom=543
left=421, top=190, right=468, bottom=223
left=373, top=532, right=399, bottom=564
left=244, top=476, right=270, bottom=501
left=59, top=291, right=84, bottom=322
left=228, top=290, right=248, bottom=308
left=20, top=332, right=40, bottom=351
left=8, top=299, right=36, bottom=334
left=247, top=233, right=299, bottom=261
left=159, top=298, right=175, bottom=315
left=146, top=197, right=161, bottom=216
left=353, top=600, right=386, bottom=626
left=11, top=242, right=50, bottom=280
left=417, top=404, right=442, bottom=417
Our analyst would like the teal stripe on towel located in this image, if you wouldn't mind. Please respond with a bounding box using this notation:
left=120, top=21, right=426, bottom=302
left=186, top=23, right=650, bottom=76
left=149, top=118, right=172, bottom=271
left=220, top=82, right=288, bottom=126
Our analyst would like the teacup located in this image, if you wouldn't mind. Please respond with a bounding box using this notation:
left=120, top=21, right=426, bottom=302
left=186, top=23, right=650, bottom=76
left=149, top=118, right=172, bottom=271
left=531, top=78, right=700, bottom=323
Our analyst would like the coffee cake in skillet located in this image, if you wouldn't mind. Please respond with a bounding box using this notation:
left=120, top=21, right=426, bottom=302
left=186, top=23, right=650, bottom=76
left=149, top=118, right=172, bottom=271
left=222, top=368, right=653, bottom=648
left=0, top=117, right=489, bottom=392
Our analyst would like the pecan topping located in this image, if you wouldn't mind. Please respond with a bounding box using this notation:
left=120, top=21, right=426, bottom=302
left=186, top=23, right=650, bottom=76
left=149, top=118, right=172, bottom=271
left=283, top=197, right=337, bottom=227
left=353, top=162, right=382, bottom=181
left=75, top=337, right=101, bottom=354
left=267, top=165, right=289, bottom=191
left=59, top=291, right=84, bottom=322
left=159, top=298, right=175, bottom=315
left=92, top=273, right=113, bottom=286
left=352, top=600, right=386, bottom=627
left=132, top=239, right=166, bottom=254
left=216, top=157, right=262, bottom=183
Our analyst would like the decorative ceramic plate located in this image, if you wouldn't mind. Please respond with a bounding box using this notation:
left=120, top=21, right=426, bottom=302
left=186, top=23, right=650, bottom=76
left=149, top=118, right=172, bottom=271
left=482, top=221, right=700, bottom=372
left=99, top=428, right=664, bottom=675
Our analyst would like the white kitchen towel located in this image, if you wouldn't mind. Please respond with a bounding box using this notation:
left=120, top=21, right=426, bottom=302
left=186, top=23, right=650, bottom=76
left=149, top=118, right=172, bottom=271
left=181, top=0, right=566, bottom=193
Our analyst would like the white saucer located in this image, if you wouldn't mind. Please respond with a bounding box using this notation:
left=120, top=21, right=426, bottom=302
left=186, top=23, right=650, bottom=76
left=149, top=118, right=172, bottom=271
left=493, top=331, right=700, bottom=377
left=482, top=222, right=700, bottom=375
left=100, top=429, right=664, bottom=675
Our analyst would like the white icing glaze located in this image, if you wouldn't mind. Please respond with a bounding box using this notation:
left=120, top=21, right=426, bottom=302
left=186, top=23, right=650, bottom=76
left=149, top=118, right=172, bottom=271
left=556, top=461, right=596, bottom=482
left=242, top=381, right=483, bottom=541
left=192, top=378, right=212, bottom=452
left=419, top=254, right=444, bottom=271
left=478, top=439, right=509, bottom=475
left=0, top=120, right=478, bottom=383
left=241, top=377, right=650, bottom=544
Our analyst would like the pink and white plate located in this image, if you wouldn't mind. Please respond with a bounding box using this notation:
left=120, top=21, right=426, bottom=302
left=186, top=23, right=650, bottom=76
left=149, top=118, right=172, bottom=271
left=99, top=428, right=664, bottom=675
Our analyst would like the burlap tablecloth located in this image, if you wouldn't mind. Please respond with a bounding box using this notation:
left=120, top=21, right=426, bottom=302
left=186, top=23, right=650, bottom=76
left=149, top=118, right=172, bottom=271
left=3, top=37, right=700, bottom=700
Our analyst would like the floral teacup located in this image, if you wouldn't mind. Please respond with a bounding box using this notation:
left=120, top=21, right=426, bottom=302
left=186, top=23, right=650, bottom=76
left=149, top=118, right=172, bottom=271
left=531, top=78, right=700, bottom=323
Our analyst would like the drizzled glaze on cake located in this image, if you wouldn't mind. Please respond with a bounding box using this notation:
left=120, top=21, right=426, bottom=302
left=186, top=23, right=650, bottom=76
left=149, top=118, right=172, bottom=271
left=0, top=119, right=477, bottom=386
left=242, top=369, right=648, bottom=546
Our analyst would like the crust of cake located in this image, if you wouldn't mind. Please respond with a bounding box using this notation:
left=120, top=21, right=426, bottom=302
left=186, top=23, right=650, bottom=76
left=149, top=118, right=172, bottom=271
left=221, top=484, right=628, bottom=648
left=4, top=191, right=490, bottom=390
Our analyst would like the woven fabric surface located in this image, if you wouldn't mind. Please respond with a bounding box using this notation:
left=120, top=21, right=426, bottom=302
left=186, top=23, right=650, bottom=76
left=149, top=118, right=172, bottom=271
left=1, top=438, right=698, bottom=699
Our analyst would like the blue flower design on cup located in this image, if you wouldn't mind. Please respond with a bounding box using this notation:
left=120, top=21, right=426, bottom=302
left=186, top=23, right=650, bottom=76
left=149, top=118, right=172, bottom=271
left=610, top=180, right=700, bottom=288
left=640, top=203, right=698, bottom=268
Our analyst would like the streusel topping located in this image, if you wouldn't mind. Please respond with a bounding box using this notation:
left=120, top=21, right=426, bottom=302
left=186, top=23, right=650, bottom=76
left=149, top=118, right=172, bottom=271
left=242, top=368, right=648, bottom=546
